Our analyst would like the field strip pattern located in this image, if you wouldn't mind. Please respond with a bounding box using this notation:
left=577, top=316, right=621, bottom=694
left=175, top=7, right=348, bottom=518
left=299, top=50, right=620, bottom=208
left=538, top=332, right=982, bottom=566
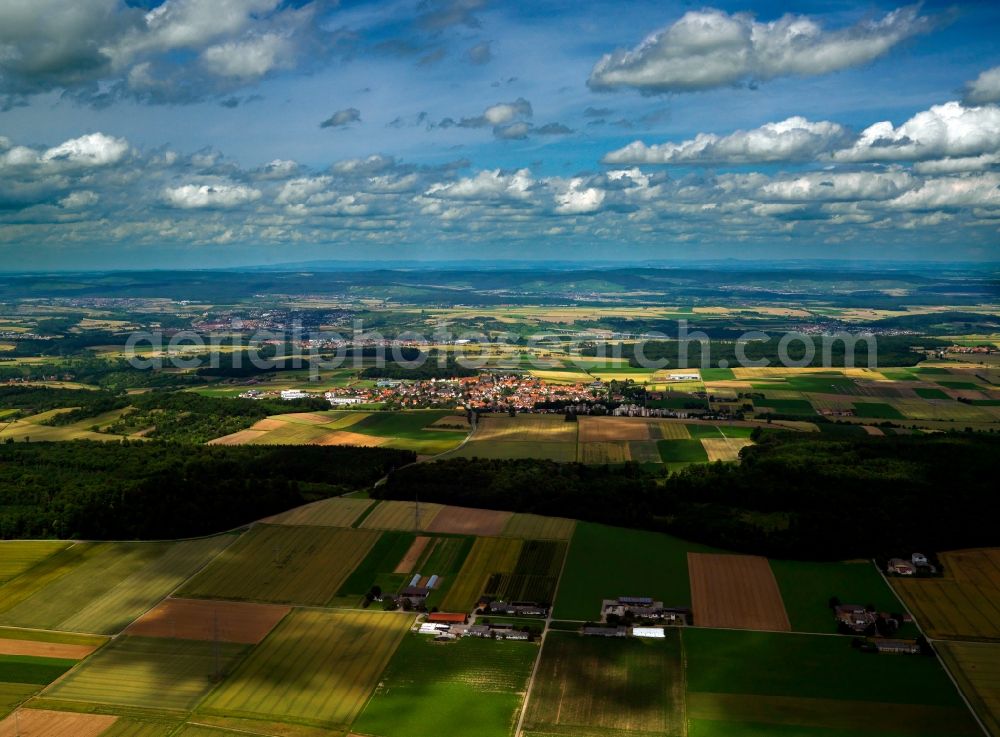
left=199, top=609, right=412, bottom=729
left=689, top=553, right=791, bottom=631
left=262, top=497, right=373, bottom=527
left=936, top=641, right=1000, bottom=737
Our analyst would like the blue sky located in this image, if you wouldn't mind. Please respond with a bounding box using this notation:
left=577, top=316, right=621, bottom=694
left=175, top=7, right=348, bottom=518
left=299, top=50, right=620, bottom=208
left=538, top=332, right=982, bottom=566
left=1, top=0, right=999, bottom=268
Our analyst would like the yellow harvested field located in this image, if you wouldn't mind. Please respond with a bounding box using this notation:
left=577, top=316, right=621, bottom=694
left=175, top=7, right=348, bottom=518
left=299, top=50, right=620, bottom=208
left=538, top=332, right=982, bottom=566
left=207, top=429, right=267, bottom=445
left=577, top=417, right=650, bottom=442
left=0, top=639, right=99, bottom=659
left=937, top=641, right=1000, bottom=737
left=426, top=506, right=512, bottom=536
left=892, top=548, right=1000, bottom=640
left=651, top=421, right=692, bottom=440
left=360, top=500, right=445, bottom=532
left=0, top=710, right=117, bottom=737
left=473, top=415, right=577, bottom=442
left=701, top=437, right=753, bottom=462
left=263, top=497, right=373, bottom=527
left=321, top=412, right=371, bottom=430
left=577, top=441, right=631, bottom=463
left=271, top=412, right=337, bottom=425
left=313, top=430, right=388, bottom=447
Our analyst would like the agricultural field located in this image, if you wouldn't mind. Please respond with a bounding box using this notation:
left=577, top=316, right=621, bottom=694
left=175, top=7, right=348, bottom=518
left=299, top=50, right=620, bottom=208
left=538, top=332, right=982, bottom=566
left=360, top=500, right=445, bottom=531
left=352, top=635, right=536, bottom=737
left=688, top=553, right=790, bottom=631
left=522, top=631, right=685, bottom=737
left=0, top=536, right=233, bottom=634
left=126, top=599, right=290, bottom=644
left=770, top=560, right=907, bottom=633
left=46, top=636, right=248, bottom=711
left=683, top=628, right=979, bottom=737
left=501, top=513, right=576, bottom=541
left=426, top=506, right=512, bottom=536
left=210, top=410, right=468, bottom=456
left=0, top=541, right=68, bottom=584
left=178, top=525, right=379, bottom=606
left=450, top=415, right=578, bottom=462
left=0, top=628, right=103, bottom=660
left=262, top=496, right=373, bottom=527
left=554, top=523, right=717, bottom=620
left=481, top=540, right=567, bottom=605
left=199, top=609, right=411, bottom=730
left=937, top=641, right=1000, bottom=737
left=0, top=709, right=118, bottom=737
left=891, top=547, right=1000, bottom=640
left=440, top=537, right=524, bottom=612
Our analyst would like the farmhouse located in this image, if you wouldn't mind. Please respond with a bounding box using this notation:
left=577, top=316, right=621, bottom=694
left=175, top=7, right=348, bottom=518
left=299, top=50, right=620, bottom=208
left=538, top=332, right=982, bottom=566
left=887, top=558, right=916, bottom=575
left=327, top=395, right=363, bottom=406
left=835, top=604, right=878, bottom=634
left=398, top=586, right=430, bottom=607
left=279, top=389, right=308, bottom=400
left=601, top=597, right=692, bottom=624
left=464, top=624, right=530, bottom=640
left=481, top=599, right=548, bottom=617
left=631, top=627, right=666, bottom=639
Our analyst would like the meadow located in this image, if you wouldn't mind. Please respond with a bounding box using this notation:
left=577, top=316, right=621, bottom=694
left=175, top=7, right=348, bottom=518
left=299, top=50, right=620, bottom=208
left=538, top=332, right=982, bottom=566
left=770, top=559, right=907, bottom=633
left=199, top=609, right=411, bottom=730
left=522, top=631, right=685, bottom=737
left=554, top=522, right=717, bottom=620
left=0, top=541, right=68, bottom=584
left=352, top=635, right=536, bottom=737
left=178, top=525, right=379, bottom=606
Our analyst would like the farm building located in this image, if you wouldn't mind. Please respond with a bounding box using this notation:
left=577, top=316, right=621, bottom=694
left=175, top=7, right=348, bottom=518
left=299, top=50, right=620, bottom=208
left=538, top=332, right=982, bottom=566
left=601, top=597, right=691, bottom=624
left=911, top=553, right=928, bottom=566
left=419, top=623, right=449, bottom=635
left=668, top=372, right=700, bottom=381
left=583, top=626, right=628, bottom=637
left=887, top=558, right=916, bottom=575
left=871, top=638, right=921, bottom=655
left=481, top=600, right=548, bottom=617
left=398, top=586, right=430, bottom=607
left=427, top=612, right=468, bottom=625
left=631, top=627, right=666, bottom=638
left=464, top=624, right=531, bottom=640
left=280, top=389, right=308, bottom=400
left=835, top=604, right=878, bottom=634
left=327, top=395, right=363, bottom=406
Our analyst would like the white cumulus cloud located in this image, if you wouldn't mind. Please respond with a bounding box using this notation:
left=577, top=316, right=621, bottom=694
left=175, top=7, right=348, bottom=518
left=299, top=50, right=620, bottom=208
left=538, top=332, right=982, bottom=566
left=424, top=169, right=534, bottom=202
left=164, top=182, right=261, bottom=208
left=834, top=102, right=1000, bottom=162
left=758, top=171, right=916, bottom=202
left=201, top=32, right=292, bottom=78
left=588, top=6, right=931, bottom=93
left=555, top=179, right=606, bottom=214
left=41, top=133, right=130, bottom=167
left=603, top=117, right=850, bottom=165
left=964, top=66, right=1000, bottom=105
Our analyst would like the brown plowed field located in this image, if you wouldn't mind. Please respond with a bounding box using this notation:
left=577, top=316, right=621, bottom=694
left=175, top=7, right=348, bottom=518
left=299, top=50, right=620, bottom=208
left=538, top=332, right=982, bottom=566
left=125, top=598, right=290, bottom=644
left=578, top=417, right=651, bottom=442
left=0, top=710, right=117, bottom=737
left=0, top=639, right=98, bottom=659
left=426, top=506, right=512, bottom=536
left=689, top=553, right=791, bottom=631
left=394, top=536, right=432, bottom=573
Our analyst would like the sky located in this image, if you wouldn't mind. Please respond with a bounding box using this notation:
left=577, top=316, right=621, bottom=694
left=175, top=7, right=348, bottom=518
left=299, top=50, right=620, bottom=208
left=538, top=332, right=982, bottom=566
left=0, top=0, right=999, bottom=269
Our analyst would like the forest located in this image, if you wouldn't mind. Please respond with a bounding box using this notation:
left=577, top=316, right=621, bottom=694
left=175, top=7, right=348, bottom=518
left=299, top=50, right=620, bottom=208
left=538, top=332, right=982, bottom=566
left=376, top=431, right=1000, bottom=559
left=0, top=441, right=414, bottom=539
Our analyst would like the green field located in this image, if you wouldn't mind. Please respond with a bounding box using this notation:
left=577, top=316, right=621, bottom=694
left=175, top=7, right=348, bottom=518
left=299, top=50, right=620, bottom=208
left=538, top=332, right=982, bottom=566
left=0, top=536, right=232, bottom=634
left=0, top=654, right=75, bottom=684
left=336, top=529, right=416, bottom=602
left=852, top=402, right=906, bottom=419
left=0, top=541, right=68, bottom=583
left=352, top=635, right=537, bottom=737
left=46, top=636, right=248, bottom=711
left=657, top=438, right=709, bottom=464
left=683, top=628, right=966, bottom=706
left=200, top=609, right=411, bottom=730
left=178, top=524, right=379, bottom=605
left=554, top=522, right=716, bottom=620
left=0, top=682, right=38, bottom=719
left=522, top=630, right=685, bottom=737
left=770, top=560, right=907, bottom=633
